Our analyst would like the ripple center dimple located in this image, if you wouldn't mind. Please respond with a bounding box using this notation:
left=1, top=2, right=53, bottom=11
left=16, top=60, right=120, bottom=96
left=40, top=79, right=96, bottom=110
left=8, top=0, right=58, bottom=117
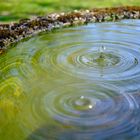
left=73, top=96, right=94, bottom=111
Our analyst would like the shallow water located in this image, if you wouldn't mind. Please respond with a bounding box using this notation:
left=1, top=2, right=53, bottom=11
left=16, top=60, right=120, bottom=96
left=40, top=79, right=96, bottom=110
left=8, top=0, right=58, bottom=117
left=0, top=20, right=140, bottom=140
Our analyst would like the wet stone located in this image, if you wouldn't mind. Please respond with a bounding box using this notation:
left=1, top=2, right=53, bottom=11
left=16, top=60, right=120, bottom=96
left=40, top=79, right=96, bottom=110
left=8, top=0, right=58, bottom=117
left=0, top=6, right=140, bottom=53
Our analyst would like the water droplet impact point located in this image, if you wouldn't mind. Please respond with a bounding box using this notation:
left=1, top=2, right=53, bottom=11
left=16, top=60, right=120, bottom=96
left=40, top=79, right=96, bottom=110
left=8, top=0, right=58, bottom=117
left=74, top=96, right=94, bottom=111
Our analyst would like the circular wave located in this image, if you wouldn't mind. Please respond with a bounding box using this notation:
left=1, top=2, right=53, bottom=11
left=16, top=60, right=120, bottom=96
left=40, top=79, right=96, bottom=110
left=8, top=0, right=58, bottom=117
left=54, top=42, right=140, bottom=81
left=44, top=83, right=139, bottom=133
left=1, top=20, right=140, bottom=140
left=31, top=26, right=140, bottom=84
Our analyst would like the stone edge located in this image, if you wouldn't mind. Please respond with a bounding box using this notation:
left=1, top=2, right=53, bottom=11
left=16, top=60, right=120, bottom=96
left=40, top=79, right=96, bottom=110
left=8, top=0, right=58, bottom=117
left=0, top=6, right=140, bottom=54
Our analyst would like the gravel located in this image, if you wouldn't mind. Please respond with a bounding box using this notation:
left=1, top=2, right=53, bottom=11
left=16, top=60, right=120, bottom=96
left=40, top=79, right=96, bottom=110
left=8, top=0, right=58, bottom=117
left=0, top=6, right=140, bottom=54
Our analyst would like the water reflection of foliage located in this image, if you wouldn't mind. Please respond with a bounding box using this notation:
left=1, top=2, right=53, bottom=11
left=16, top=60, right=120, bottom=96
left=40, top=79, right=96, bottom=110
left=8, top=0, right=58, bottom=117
left=0, top=77, right=23, bottom=120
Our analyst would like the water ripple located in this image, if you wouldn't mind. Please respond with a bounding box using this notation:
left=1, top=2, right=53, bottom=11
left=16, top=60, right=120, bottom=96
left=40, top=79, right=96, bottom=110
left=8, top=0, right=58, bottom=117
left=0, top=20, right=140, bottom=140
left=54, top=42, right=140, bottom=81
left=44, top=83, right=139, bottom=129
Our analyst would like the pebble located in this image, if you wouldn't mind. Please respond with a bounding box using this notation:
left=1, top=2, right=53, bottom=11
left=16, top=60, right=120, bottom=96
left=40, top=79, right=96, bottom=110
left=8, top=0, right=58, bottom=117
left=0, top=6, right=140, bottom=54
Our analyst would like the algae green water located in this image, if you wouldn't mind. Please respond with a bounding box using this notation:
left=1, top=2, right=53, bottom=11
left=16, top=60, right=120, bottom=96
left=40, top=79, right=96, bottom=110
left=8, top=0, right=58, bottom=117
left=0, top=20, right=140, bottom=140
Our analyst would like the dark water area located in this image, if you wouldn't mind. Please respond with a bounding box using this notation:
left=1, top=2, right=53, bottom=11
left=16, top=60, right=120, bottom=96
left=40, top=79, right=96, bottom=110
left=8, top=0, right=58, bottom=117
left=0, top=20, right=140, bottom=140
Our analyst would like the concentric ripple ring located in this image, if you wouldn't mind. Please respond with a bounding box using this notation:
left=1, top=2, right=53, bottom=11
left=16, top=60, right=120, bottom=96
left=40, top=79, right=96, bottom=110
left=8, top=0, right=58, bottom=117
left=30, top=21, right=140, bottom=84
left=55, top=42, right=140, bottom=80
left=1, top=20, right=140, bottom=140
left=44, top=83, right=139, bottom=133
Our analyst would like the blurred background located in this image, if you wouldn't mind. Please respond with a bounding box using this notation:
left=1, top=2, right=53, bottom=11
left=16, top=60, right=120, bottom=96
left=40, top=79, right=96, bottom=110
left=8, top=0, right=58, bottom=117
left=0, top=0, right=140, bottom=23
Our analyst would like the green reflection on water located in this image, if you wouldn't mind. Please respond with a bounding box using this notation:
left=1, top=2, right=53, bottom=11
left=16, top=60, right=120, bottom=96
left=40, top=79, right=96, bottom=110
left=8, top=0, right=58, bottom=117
left=0, top=20, right=140, bottom=140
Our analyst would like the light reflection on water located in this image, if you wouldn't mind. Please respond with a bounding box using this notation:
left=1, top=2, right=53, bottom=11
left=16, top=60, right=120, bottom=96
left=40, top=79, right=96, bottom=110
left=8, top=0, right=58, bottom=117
left=0, top=20, right=140, bottom=140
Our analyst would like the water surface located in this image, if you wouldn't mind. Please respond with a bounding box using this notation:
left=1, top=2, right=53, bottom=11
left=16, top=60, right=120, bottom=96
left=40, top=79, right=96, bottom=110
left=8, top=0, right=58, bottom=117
left=0, top=20, right=140, bottom=140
